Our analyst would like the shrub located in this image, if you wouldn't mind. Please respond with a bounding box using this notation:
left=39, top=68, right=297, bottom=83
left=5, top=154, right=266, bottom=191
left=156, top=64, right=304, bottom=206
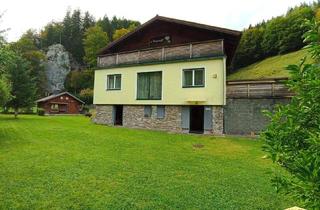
left=37, top=108, right=45, bottom=116
left=79, top=88, right=93, bottom=105
left=262, top=19, right=320, bottom=209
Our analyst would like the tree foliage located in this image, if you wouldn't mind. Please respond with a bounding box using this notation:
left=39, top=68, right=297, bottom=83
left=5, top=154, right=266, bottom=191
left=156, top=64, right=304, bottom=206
left=79, top=88, right=93, bottom=104
left=0, top=76, right=11, bottom=106
left=6, top=55, right=36, bottom=117
left=97, top=16, right=140, bottom=42
left=262, top=19, right=320, bottom=209
left=64, top=69, right=94, bottom=95
left=0, top=46, right=14, bottom=107
left=233, top=3, right=315, bottom=70
left=10, top=30, right=47, bottom=97
left=83, top=26, right=109, bottom=67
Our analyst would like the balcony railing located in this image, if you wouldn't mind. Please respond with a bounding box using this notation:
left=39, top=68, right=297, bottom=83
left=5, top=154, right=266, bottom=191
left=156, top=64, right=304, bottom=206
left=98, top=40, right=224, bottom=68
left=227, top=78, right=294, bottom=99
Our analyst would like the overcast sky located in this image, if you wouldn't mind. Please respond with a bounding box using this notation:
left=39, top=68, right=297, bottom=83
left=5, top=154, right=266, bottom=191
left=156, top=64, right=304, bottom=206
left=1, top=0, right=314, bottom=42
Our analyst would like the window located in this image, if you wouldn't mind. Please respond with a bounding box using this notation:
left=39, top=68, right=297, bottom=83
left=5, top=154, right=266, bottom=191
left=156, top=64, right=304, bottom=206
left=144, top=106, right=152, bottom=117
left=183, top=68, right=205, bottom=87
left=51, top=104, right=59, bottom=112
left=156, top=106, right=165, bottom=119
left=107, top=74, right=121, bottom=90
left=137, top=71, right=162, bottom=100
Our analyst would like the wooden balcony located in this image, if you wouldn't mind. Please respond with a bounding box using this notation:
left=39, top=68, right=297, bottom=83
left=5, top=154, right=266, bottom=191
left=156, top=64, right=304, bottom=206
left=98, top=40, right=224, bottom=68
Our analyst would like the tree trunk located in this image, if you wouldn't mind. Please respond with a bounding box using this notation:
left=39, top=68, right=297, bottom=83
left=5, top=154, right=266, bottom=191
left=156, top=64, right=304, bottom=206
left=14, top=108, right=18, bottom=119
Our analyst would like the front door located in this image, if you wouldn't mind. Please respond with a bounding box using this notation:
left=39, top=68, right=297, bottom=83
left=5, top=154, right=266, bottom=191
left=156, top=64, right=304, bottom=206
left=189, top=106, right=204, bottom=134
left=114, top=105, right=123, bottom=126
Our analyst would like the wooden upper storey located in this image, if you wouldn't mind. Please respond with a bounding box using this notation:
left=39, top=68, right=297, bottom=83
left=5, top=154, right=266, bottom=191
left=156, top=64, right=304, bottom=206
left=97, top=16, right=241, bottom=69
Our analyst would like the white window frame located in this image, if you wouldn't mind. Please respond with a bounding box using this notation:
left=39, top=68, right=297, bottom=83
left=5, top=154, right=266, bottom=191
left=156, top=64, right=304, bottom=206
left=182, top=68, right=205, bottom=88
left=106, top=74, right=121, bottom=90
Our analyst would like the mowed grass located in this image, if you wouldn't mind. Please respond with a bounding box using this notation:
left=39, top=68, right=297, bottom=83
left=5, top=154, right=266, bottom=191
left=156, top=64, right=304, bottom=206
left=228, top=49, right=312, bottom=80
left=0, top=115, right=294, bottom=209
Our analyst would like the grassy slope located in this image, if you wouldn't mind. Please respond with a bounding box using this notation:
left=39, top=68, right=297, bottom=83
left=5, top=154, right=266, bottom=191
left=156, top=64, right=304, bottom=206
left=228, top=49, right=312, bottom=81
left=0, top=115, right=294, bottom=209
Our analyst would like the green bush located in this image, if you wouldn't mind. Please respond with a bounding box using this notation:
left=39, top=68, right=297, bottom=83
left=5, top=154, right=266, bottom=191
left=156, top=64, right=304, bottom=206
left=262, top=19, right=320, bottom=209
left=37, top=108, right=45, bottom=116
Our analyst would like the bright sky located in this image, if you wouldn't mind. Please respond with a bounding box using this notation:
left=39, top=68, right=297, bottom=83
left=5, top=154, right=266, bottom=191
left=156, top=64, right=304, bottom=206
left=1, top=0, right=314, bottom=42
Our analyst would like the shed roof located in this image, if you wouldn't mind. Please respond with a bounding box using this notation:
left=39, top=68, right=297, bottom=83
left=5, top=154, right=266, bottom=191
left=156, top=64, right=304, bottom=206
left=36, top=92, right=85, bottom=104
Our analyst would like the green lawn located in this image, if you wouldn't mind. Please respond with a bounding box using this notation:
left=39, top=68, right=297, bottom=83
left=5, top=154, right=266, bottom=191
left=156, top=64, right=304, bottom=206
left=0, top=115, right=294, bottom=209
left=228, top=49, right=312, bottom=80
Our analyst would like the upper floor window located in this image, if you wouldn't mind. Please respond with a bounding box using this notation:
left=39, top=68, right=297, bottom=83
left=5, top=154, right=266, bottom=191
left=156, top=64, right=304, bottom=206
left=107, top=74, right=121, bottom=90
left=183, top=68, right=205, bottom=88
left=137, top=71, right=162, bottom=100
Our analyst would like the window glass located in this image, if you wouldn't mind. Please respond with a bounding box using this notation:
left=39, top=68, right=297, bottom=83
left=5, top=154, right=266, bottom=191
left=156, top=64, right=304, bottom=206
left=107, top=74, right=121, bottom=90
left=144, top=106, right=152, bottom=117
left=137, top=72, right=162, bottom=100
left=115, top=75, right=121, bottom=89
left=194, top=69, right=204, bottom=86
left=183, top=68, right=205, bottom=87
left=157, top=106, right=165, bottom=119
left=183, top=70, right=193, bottom=87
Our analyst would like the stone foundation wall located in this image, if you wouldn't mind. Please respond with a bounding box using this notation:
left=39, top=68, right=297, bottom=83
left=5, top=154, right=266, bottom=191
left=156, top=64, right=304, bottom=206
left=212, top=106, right=224, bottom=135
left=123, top=105, right=182, bottom=132
left=93, top=105, right=113, bottom=125
left=93, top=105, right=224, bottom=135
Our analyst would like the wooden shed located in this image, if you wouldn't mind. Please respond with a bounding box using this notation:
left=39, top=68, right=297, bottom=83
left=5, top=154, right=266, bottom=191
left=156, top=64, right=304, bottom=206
left=36, top=92, right=85, bottom=115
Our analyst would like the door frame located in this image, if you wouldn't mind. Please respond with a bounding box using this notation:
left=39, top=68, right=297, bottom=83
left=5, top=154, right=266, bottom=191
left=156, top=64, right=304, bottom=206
left=189, top=105, right=204, bottom=134
left=114, top=105, right=123, bottom=126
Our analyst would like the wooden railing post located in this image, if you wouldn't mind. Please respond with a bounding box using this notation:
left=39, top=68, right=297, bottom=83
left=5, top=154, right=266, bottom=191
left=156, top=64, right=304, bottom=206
left=116, top=54, right=119, bottom=65
left=272, top=83, right=275, bottom=97
left=247, top=84, right=250, bottom=98
left=190, top=44, right=193, bottom=58
left=162, top=48, right=165, bottom=61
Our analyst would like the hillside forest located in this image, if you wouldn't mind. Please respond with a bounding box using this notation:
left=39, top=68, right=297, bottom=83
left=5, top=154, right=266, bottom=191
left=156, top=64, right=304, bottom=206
left=1, top=2, right=320, bottom=110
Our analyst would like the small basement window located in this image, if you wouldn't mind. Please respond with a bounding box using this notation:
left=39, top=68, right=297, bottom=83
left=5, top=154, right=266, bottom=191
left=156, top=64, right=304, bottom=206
left=144, top=106, right=152, bottom=117
left=107, top=74, right=121, bottom=90
left=156, top=106, right=165, bottom=119
left=183, top=68, right=205, bottom=88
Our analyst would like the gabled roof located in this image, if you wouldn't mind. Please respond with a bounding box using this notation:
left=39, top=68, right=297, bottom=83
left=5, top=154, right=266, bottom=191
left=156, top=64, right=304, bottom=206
left=36, top=92, right=85, bottom=104
left=98, top=15, right=241, bottom=55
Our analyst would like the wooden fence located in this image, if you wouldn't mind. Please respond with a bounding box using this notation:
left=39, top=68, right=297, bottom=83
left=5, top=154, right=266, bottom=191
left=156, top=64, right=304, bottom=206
left=227, top=78, right=294, bottom=99
left=98, top=40, right=224, bottom=68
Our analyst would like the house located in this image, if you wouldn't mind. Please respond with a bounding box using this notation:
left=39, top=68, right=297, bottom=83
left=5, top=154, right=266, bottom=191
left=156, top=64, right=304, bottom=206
left=36, top=92, right=85, bottom=115
left=93, top=15, right=241, bottom=134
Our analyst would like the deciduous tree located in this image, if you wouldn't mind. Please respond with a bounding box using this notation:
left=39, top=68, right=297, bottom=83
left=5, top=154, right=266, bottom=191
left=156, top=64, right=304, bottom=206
left=6, top=55, right=36, bottom=118
left=83, top=26, right=108, bottom=67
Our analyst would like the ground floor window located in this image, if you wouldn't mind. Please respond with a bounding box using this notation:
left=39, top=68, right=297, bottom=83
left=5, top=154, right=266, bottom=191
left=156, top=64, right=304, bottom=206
left=156, top=105, right=165, bottom=119
left=144, top=106, right=152, bottom=117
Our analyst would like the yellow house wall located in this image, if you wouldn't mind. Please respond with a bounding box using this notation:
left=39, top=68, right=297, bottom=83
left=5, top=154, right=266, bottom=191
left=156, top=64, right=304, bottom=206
left=93, top=58, right=226, bottom=105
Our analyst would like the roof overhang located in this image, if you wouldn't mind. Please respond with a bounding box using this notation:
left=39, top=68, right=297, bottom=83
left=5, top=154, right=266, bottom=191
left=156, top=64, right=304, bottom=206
left=98, top=15, right=242, bottom=55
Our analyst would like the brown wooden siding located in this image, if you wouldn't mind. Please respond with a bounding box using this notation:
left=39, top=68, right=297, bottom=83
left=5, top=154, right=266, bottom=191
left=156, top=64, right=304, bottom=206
left=37, top=93, right=83, bottom=114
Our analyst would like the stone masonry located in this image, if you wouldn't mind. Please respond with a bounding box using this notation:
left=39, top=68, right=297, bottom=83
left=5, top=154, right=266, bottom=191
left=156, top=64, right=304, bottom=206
left=93, top=105, right=113, bottom=125
left=94, top=105, right=224, bottom=134
left=212, top=106, right=224, bottom=135
left=123, top=105, right=182, bottom=132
